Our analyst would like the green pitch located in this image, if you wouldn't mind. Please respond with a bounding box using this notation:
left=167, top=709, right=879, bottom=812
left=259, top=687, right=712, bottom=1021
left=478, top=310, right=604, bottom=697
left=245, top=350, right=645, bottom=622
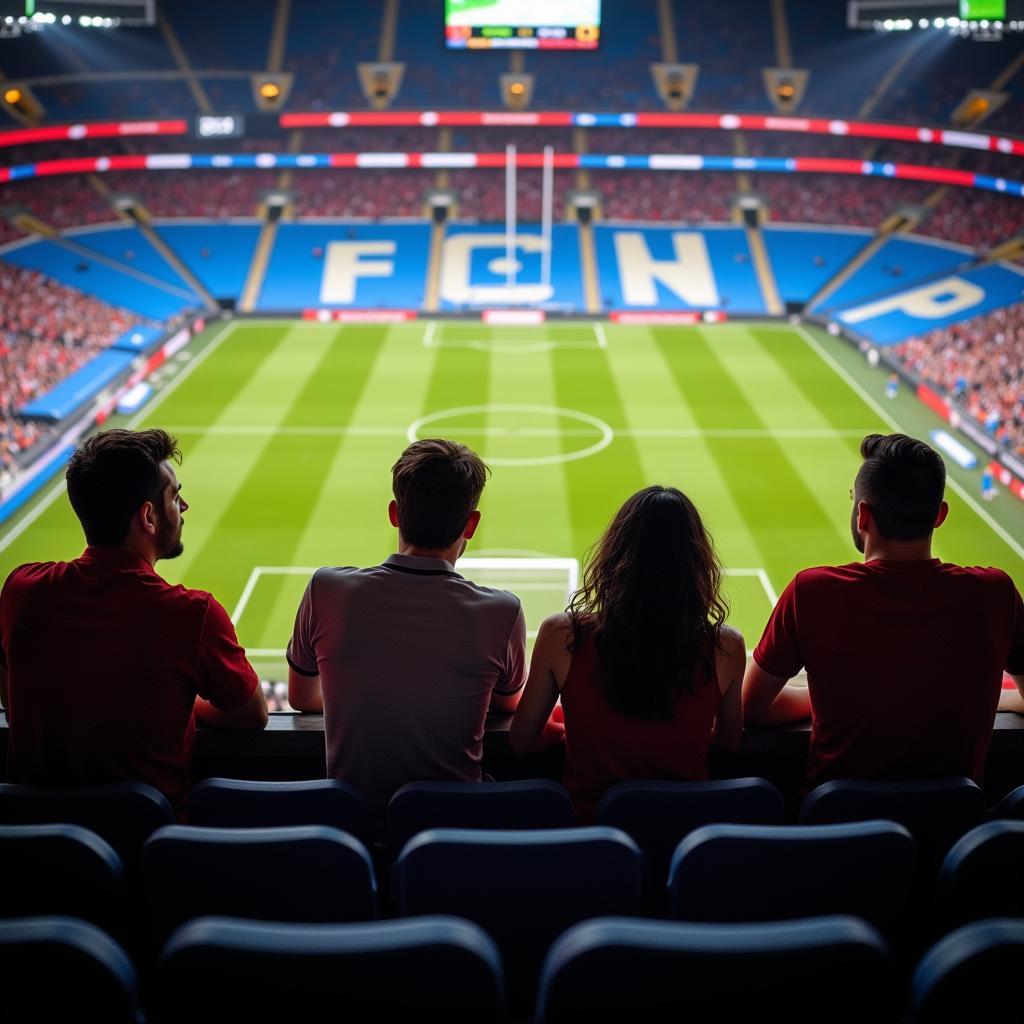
left=2, top=318, right=1022, bottom=681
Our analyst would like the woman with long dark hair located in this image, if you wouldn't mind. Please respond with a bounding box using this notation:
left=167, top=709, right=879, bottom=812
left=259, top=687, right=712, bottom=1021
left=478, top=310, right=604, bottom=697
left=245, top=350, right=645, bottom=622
left=510, top=485, right=744, bottom=820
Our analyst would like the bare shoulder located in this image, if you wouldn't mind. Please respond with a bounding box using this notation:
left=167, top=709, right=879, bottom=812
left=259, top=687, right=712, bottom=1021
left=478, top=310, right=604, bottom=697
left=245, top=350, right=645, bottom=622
left=717, top=624, right=746, bottom=657
left=537, top=612, right=573, bottom=645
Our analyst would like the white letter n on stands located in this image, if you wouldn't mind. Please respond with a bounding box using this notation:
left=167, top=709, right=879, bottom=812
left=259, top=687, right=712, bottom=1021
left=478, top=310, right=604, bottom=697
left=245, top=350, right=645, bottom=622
left=614, top=231, right=719, bottom=307
left=319, top=241, right=395, bottom=304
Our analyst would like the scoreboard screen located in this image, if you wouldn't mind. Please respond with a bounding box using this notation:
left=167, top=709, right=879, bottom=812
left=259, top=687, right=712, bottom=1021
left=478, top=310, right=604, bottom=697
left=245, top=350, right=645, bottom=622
left=959, top=0, right=1006, bottom=15
left=444, top=0, right=601, bottom=49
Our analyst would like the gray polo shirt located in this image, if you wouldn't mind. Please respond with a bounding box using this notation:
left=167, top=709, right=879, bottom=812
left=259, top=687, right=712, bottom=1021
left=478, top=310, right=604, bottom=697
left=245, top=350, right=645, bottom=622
left=287, top=553, right=527, bottom=816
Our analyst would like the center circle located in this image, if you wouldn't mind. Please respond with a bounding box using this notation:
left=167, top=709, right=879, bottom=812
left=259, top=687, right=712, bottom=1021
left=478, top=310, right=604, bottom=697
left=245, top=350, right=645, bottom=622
left=406, top=404, right=615, bottom=467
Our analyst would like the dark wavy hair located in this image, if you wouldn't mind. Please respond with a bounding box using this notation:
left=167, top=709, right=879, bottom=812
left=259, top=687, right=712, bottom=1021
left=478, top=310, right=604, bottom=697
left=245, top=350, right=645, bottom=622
left=568, top=486, right=728, bottom=719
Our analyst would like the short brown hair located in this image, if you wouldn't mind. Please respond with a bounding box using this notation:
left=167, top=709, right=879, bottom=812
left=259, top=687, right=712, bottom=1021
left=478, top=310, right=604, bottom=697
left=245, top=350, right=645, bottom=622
left=855, top=433, right=946, bottom=541
left=66, top=428, right=180, bottom=546
left=391, top=439, right=488, bottom=550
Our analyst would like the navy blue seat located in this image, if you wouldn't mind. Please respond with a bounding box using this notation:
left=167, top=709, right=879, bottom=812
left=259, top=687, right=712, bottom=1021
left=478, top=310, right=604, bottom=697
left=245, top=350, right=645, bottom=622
left=0, top=781, right=173, bottom=876
left=387, top=779, right=574, bottom=857
left=937, top=821, right=1024, bottom=928
left=668, top=822, right=915, bottom=938
left=799, top=779, right=985, bottom=875
left=994, top=782, right=1024, bottom=819
left=597, top=778, right=784, bottom=909
left=394, top=826, right=642, bottom=1010
left=155, top=915, right=505, bottom=1023
left=0, top=917, right=142, bottom=1023
left=143, top=825, right=378, bottom=945
left=538, top=915, right=897, bottom=1024
left=910, top=919, right=1024, bottom=1023
left=187, top=778, right=369, bottom=839
left=0, top=824, right=126, bottom=936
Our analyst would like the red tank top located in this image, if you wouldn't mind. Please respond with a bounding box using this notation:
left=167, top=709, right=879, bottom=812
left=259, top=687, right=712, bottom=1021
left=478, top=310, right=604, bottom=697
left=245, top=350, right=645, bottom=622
left=561, top=626, right=722, bottom=822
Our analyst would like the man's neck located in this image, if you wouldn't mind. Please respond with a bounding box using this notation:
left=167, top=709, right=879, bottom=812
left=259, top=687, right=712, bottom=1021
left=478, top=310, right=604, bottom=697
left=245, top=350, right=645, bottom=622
left=396, top=539, right=461, bottom=566
left=863, top=536, right=935, bottom=562
left=119, top=535, right=159, bottom=568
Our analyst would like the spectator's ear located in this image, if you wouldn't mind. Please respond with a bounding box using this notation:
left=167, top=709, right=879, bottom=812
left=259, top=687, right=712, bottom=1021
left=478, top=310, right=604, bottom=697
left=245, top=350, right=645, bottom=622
left=856, top=500, right=872, bottom=535
left=388, top=499, right=400, bottom=529
left=463, top=509, right=482, bottom=540
left=934, top=500, right=949, bottom=529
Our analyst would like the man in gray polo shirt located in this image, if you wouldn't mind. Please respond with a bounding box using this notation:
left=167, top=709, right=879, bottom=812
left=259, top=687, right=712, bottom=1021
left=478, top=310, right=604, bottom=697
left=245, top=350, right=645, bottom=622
left=286, top=438, right=526, bottom=818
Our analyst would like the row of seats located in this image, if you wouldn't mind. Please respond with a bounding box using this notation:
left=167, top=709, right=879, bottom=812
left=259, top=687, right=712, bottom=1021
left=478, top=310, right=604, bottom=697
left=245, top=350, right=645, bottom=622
left=4, top=912, right=1021, bottom=1023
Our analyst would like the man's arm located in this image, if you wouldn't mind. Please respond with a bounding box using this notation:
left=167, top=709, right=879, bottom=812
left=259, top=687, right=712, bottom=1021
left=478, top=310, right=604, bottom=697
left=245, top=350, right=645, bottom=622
left=490, top=603, right=528, bottom=715
left=195, top=686, right=268, bottom=730
left=288, top=667, right=324, bottom=714
left=743, top=661, right=812, bottom=726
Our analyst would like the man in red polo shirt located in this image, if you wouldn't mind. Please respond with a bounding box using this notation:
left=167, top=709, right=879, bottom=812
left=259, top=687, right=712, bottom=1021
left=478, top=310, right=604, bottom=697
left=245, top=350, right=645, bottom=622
left=743, top=432, right=1024, bottom=793
left=0, top=428, right=266, bottom=817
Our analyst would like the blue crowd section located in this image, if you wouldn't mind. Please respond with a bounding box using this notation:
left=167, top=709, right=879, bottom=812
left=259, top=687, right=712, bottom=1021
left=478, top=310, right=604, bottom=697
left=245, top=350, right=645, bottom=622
left=593, top=226, right=767, bottom=314
left=762, top=228, right=873, bottom=306
left=439, top=224, right=585, bottom=312
left=66, top=227, right=201, bottom=298
left=153, top=223, right=262, bottom=301
left=255, top=223, right=432, bottom=311
left=833, top=263, right=1024, bottom=346
left=0, top=240, right=196, bottom=320
left=19, top=349, right=136, bottom=421
left=815, top=236, right=976, bottom=314
left=111, top=325, right=163, bottom=353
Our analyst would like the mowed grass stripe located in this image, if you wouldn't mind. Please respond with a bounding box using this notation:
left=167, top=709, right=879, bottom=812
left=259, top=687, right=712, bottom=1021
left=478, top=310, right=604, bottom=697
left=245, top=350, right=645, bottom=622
left=652, top=325, right=849, bottom=589
left=702, top=324, right=870, bottom=559
left=605, top=325, right=773, bottom=639
left=551, top=339, right=647, bottom=558
left=157, top=323, right=353, bottom=599
left=473, top=338, right=575, bottom=559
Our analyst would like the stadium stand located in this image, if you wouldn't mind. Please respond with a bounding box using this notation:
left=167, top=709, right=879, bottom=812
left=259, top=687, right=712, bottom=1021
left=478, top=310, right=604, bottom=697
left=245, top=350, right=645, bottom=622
left=893, top=304, right=1024, bottom=453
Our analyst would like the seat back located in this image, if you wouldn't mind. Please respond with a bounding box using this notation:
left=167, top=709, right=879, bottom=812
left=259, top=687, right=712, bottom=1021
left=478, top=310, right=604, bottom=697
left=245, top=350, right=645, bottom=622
left=187, top=778, right=369, bottom=839
left=537, top=915, right=896, bottom=1024
left=597, top=778, right=784, bottom=909
left=0, top=781, right=173, bottom=876
left=0, top=916, right=142, bottom=1024
left=994, top=783, right=1024, bottom=819
left=937, top=821, right=1024, bottom=929
left=387, top=779, right=574, bottom=857
left=142, top=825, right=378, bottom=946
left=394, top=826, right=642, bottom=1011
left=910, top=919, right=1024, bottom=1023
left=155, top=915, right=505, bottom=1024
left=799, top=778, right=985, bottom=875
left=668, top=821, right=916, bottom=937
left=0, top=824, right=125, bottom=936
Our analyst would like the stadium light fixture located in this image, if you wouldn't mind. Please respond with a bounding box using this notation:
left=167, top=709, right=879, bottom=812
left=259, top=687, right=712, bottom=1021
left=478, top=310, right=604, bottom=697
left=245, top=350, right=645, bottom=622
left=2, top=87, right=21, bottom=105
left=259, top=81, right=280, bottom=100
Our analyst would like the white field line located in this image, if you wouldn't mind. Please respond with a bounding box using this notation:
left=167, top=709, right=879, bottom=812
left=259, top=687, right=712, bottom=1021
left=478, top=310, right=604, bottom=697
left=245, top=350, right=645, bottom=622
left=593, top=322, right=609, bottom=349
left=794, top=325, right=1024, bottom=563
left=230, top=567, right=263, bottom=624
left=422, top=321, right=437, bottom=348
left=165, top=424, right=875, bottom=440
left=0, top=319, right=239, bottom=556
left=725, top=567, right=779, bottom=605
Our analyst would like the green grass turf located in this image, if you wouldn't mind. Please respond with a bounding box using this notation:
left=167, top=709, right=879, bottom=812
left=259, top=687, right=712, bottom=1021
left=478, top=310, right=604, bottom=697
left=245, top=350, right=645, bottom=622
left=2, top=318, right=1022, bottom=681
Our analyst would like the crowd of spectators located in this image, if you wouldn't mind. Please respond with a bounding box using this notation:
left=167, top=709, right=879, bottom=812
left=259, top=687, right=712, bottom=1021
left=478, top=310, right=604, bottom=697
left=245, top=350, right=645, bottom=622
left=0, top=263, right=143, bottom=483
left=592, top=170, right=735, bottom=223
left=293, top=170, right=429, bottom=218
left=893, top=303, right=1024, bottom=454
left=757, top=174, right=931, bottom=227
left=917, top=188, right=1023, bottom=253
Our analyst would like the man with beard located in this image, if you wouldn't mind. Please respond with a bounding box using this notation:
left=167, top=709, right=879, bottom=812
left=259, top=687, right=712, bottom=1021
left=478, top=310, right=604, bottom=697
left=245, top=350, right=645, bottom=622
left=0, top=428, right=266, bottom=817
left=743, top=432, right=1024, bottom=794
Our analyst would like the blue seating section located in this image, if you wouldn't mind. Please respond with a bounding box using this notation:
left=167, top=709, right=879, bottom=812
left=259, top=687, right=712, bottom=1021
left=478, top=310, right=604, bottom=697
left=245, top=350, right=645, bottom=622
left=763, top=226, right=873, bottom=305
left=19, top=349, right=137, bottom=420
left=152, top=223, right=261, bottom=301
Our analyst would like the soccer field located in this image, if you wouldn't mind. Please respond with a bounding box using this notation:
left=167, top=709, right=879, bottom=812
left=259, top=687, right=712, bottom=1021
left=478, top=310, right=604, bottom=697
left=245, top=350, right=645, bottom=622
left=3, top=318, right=1022, bottom=680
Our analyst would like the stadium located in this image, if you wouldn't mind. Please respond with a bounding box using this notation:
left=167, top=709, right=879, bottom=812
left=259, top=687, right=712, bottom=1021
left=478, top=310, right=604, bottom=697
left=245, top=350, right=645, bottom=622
left=0, top=0, right=1023, bottom=1018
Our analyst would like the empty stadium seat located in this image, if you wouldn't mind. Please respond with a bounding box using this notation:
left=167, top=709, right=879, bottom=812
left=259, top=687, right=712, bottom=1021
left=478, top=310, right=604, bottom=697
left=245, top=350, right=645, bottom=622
left=537, top=915, right=897, bottom=1024
left=154, top=915, right=505, bottom=1023
left=596, top=778, right=785, bottom=909
left=0, top=824, right=125, bottom=936
left=394, top=826, right=642, bottom=1010
left=910, top=919, right=1024, bottom=1023
left=667, top=822, right=915, bottom=938
left=0, top=917, right=142, bottom=1024
left=387, top=779, right=575, bottom=856
left=799, top=778, right=986, bottom=874
left=994, top=782, right=1024, bottom=819
left=142, top=825, right=378, bottom=945
left=937, top=820, right=1024, bottom=929
left=187, top=778, right=369, bottom=838
left=0, top=781, right=174, bottom=875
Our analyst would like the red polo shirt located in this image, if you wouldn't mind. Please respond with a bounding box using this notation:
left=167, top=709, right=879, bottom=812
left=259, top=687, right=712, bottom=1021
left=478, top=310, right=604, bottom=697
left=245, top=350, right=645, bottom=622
left=0, top=546, right=258, bottom=817
left=754, top=559, right=1024, bottom=793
